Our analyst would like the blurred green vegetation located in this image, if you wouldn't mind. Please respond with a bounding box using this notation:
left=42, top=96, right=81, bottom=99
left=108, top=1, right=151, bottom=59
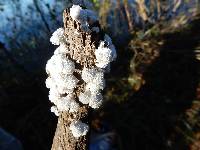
left=0, top=0, right=200, bottom=150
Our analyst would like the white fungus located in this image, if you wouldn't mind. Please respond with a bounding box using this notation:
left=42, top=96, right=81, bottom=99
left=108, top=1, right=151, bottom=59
left=45, top=77, right=55, bottom=89
left=104, top=34, right=117, bottom=61
left=46, top=54, right=64, bottom=75
left=69, top=121, right=89, bottom=138
left=81, top=67, right=104, bottom=83
left=56, top=74, right=78, bottom=90
left=47, top=25, right=81, bottom=116
left=52, top=94, right=79, bottom=113
left=50, top=28, right=65, bottom=45
left=78, top=90, right=103, bottom=109
left=49, top=88, right=61, bottom=104
left=58, top=59, right=75, bottom=75
left=81, top=67, right=96, bottom=83
left=46, top=54, right=75, bottom=76
left=95, top=41, right=116, bottom=68
left=85, top=77, right=105, bottom=94
left=78, top=90, right=91, bottom=104
left=89, top=92, right=103, bottom=109
left=51, top=106, right=60, bottom=116
left=46, top=54, right=78, bottom=94
left=70, top=5, right=87, bottom=23
left=54, top=44, right=69, bottom=55
left=54, top=74, right=78, bottom=94
left=95, top=42, right=113, bottom=68
left=56, top=98, right=70, bottom=112
left=57, top=85, right=74, bottom=95
left=56, top=94, right=74, bottom=112
left=69, top=101, right=79, bottom=112
left=70, top=5, right=98, bottom=33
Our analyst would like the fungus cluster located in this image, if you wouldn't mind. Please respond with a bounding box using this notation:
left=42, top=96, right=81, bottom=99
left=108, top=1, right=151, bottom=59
left=46, top=3, right=117, bottom=138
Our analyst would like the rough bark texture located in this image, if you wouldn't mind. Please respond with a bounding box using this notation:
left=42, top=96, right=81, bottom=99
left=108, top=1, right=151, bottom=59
left=51, top=9, right=103, bottom=150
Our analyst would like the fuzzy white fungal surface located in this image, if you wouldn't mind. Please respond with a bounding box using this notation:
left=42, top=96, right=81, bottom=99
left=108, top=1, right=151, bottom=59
left=78, top=90, right=103, bottom=108
left=56, top=74, right=79, bottom=90
left=49, top=86, right=79, bottom=113
left=95, top=43, right=111, bottom=68
left=47, top=27, right=80, bottom=115
left=50, top=93, right=79, bottom=113
left=46, top=54, right=78, bottom=95
left=104, top=34, right=117, bottom=61
left=85, top=78, right=105, bottom=94
left=56, top=97, right=71, bottom=112
left=69, top=101, right=79, bottom=112
left=50, top=28, right=65, bottom=45
left=81, top=67, right=97, bottom=83
left=78, top=90, right=91, bottom=104
left=81, top=67, right=105, bottom=94
left=46, top=54, right=75, bottom=76
left=51, top=106, right=60, bottom=116
left=45, top=77, right=55, bottom=89
left=69, top=121, right=89, bottom=138
left=54, top=44, right=69, bottom=55
left=70, top=5, right=87, bottom=23
left=70, top=5, right=98, bottom=32
left=48, top=88, right=61, bottom=104
left=95, top=40, right=117, bottom=68
left=89, top=92, right=103, bottom=109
